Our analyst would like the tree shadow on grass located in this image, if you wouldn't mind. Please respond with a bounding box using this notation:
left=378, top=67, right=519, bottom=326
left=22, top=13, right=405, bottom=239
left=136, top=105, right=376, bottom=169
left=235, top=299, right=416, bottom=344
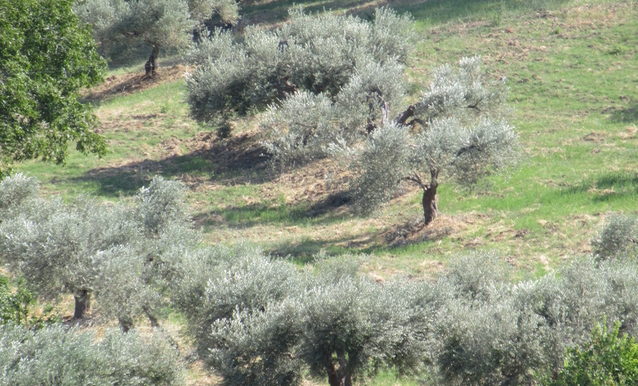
left=266, top=215, right=454, bottom=264
left=193, top=191, right=354, bottom=230
left=71, top=132, right=273, bottom=197
left=562, top=172, right=638, bottom=202
left=609, top=104, right=638, bottom=124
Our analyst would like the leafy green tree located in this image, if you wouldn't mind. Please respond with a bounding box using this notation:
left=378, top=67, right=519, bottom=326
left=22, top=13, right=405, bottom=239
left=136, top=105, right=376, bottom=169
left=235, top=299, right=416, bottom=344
left=0, top=0, right=106, bottom=176
left=552, top=321, right=638, bottom=385
left=0, top=275, right=58, bottom=328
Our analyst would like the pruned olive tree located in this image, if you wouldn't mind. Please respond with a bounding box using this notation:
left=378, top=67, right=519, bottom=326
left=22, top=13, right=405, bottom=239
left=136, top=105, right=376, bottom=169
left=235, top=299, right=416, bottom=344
left=75, top=0, right=240, bottom=76
left=186, top=7, right=414, bottom=137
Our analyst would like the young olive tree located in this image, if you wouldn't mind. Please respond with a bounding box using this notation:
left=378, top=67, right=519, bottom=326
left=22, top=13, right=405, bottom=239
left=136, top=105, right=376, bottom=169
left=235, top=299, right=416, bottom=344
left=186, top=7, right=414, bottom=137
left=75, top=0, right=239, bottom=76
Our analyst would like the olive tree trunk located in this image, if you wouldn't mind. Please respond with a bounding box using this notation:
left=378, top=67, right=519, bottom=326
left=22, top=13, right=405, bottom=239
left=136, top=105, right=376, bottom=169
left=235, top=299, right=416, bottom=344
left=422, top=182, right=438, bottom=226
left=144, top=45, right=159, bottom=77
left=325, top=353, right=353, bottom=386
left=118, top=317, right=134, bottom=332
left=73, top=289, right=91, bottom=320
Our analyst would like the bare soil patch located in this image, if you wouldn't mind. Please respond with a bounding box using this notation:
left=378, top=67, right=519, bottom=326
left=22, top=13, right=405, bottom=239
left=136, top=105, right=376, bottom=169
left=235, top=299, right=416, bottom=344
left=84, top=65, right=191, bottom=102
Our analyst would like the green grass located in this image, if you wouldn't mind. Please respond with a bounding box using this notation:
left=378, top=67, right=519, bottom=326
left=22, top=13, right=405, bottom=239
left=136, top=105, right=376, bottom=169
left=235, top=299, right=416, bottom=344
left=7, top=1, right=638, bottom=384
left=13, top=0, right=638, bottom=263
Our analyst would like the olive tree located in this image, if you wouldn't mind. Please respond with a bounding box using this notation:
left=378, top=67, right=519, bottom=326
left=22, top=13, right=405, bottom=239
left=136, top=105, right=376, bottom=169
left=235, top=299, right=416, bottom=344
left=0, top=325, right=184, bottom=385
left=340, top=57, right=518, bottom=225
left=186, top=7, right=414, bottom=137
left=431, top=254, right=638, bottom=384
left=188, top=8, right=516, bottom=223
left=0, top=194, right=137, bottom=320
left=592, top=214, right=638, bottom=260
left=75, top=0, right=239, bottom=76
left=0, top=174, right=195, bottom=326
left=176, top=252, right=432, bottom=386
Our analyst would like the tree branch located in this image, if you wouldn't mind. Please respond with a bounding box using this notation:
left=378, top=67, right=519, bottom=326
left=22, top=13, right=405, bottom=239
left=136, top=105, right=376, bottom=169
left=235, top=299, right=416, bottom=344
left=403, top=173, right=427, bottom=191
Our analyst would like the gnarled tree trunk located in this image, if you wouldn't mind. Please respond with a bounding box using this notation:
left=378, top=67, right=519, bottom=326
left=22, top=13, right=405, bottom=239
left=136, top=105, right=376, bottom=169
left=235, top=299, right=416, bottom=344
left=73, top=290, right=91, bottom=320
left=325, top=353, right=353, bottom=386
left=422, top=182, right=438, bottom=226
left=144, top=45, right=159, bottom=77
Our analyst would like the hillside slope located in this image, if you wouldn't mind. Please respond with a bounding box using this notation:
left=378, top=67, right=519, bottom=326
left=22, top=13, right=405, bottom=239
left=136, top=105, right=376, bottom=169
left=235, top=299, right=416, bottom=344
left=15, top=0, right=638, bottom=279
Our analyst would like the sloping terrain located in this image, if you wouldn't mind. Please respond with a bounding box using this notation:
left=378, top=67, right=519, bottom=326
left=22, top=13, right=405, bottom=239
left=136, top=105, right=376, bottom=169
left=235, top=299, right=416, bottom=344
left=15, top=1, right=637, bottom=275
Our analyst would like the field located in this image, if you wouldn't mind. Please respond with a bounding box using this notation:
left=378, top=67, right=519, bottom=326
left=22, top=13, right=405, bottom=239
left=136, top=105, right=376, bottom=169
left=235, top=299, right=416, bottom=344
left=9, top=0, right=638, bottom=382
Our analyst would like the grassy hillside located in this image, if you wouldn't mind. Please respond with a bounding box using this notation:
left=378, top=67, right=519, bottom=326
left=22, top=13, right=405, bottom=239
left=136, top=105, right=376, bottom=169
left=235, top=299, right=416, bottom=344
left=15, top=0, right=637, bottom=282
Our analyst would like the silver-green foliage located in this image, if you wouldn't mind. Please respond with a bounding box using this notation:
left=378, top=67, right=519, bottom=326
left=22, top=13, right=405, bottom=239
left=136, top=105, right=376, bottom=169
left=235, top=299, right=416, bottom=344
left=263, top=59, right=407, bottom=166
left=298, top=277, right=430, bottom=385
left=0, top=196, right=136, bottom=306
left=178, top=247, right=638, bottom=385
left=75, top=0, right=239, bottom=61
left=0, top=175, right=196, bottom=326
left=0, top=173, right=38, bottom=218
left=432, top=254, right=638, bottom=384
left=349, top=58, right=518, bottom=221
left=592, top=214, right=638, bottom=260
left=187, top=7, right=414, bottom=141
left=207, top=298, right=304, bottom=385
left=174, top=250, right=302, bottom=360
left=0, top=324, right=183, bottom=385
left=179, top=254, right=431, bottom=385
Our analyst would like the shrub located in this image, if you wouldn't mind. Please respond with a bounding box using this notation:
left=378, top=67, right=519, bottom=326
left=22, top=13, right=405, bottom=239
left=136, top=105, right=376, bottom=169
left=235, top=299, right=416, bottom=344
left=552, top=321, right=638, bottom=385
left=0, top=275, right=58, bottom=328
left=592, top=214, right=638, bottom=260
